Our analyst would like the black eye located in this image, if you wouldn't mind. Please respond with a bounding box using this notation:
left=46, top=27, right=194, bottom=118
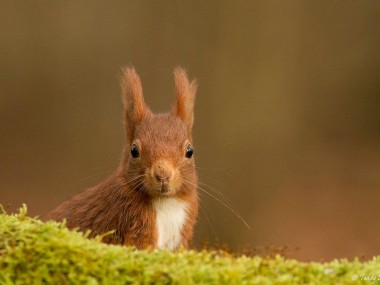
left=185, top=145, right=193, bottom=158
left=131, top=144, right=140, bottom=158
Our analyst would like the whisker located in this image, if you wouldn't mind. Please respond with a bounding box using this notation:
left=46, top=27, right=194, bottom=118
left=125, top=174, right=146, bottom=185
left=63, top=169, right=111, bottom=192
left=182, top=178, right=251, bottom=230
left=199, top=203, right=217, bottom=238
left=130, top=179, right=145, bottom=192
left=196, top=173, right=227, bottom=187
left=195, top=166, right=232, bottom=178
left=198, top=181, right=234, bottom=206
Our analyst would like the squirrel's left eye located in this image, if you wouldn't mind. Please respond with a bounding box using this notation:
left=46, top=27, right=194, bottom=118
left=185, top=145, right=193, bottom=158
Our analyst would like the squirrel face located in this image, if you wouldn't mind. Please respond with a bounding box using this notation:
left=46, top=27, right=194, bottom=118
left=126, top=115, right=195, bottom=197
left=119, top=67, right=197, bottom=198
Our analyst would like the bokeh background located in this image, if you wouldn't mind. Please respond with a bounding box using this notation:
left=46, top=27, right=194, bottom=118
left=1, top=1, right=379, bottom=261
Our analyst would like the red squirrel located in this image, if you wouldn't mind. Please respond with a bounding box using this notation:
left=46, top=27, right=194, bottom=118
left=44, top=67, right=199, bottom=250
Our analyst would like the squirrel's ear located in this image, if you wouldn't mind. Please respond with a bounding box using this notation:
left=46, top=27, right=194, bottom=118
left=120, top=66, right=151, bottom=141
left=172, top=67, right=197, bottom=131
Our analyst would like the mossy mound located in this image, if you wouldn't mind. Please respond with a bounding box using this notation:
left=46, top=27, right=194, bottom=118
left=0, top=205, right=379, bottom=284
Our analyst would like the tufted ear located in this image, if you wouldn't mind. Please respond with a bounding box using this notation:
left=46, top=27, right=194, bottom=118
left=171, top=67, right=197, bottom=131
left=120, top=66, right=151, bottom=142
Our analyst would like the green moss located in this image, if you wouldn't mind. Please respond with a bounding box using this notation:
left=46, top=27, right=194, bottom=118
left=0, top=205, right=379, bottom=284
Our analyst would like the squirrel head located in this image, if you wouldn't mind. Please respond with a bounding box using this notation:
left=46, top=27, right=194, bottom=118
left=119, top=67, right=197, bottom=197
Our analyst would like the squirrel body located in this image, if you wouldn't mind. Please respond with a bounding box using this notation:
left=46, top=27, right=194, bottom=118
left=45, top=67, right=198, bottom=250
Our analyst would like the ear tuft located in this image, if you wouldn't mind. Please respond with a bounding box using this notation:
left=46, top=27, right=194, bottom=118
left=120, top=66, right=150, bottom=142
left=172, top=67, right=197, bottom=130
left=120, top=66, right=143, bottom=110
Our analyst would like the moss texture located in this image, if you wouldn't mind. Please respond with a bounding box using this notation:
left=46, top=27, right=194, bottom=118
left=0, top=205, right=379, bottom=285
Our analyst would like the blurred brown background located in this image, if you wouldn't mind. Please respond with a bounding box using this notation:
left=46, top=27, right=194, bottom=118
left=1, top=1, right=379, bottom=261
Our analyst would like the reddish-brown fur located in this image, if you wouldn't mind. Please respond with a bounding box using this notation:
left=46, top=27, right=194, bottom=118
left=44, top=66, right=199, bottom=249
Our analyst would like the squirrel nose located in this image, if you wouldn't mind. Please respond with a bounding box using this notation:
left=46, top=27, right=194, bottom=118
left=152, top=160, right=173, bottom=184
left=154, top=173, right=170, bottom=183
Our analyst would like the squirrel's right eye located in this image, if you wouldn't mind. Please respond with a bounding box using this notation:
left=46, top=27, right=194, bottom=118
left=131, top=144, right=140, bottom=158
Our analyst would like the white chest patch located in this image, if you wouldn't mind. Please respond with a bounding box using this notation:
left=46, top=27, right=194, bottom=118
left=153, top=198, right=188, bottom=250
